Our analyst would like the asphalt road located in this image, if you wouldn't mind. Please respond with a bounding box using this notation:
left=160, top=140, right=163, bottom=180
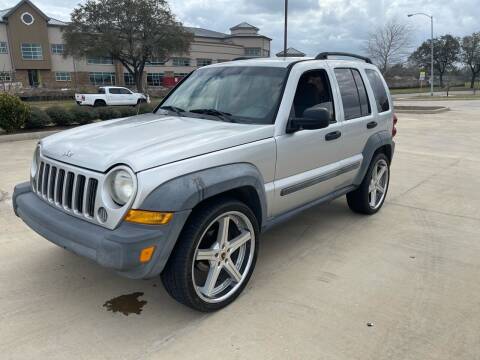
left=1, top=100, right=480, bottom=359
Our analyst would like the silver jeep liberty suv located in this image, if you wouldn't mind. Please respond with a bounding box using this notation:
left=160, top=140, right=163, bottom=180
left=13, top=52, right=396, bottom=312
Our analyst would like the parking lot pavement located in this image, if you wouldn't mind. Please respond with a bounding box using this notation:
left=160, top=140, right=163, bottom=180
left=1, top=101, right=480, bottom=359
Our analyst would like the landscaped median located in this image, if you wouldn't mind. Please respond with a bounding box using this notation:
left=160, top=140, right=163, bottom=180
left=0, top=93, right=156, bottom=142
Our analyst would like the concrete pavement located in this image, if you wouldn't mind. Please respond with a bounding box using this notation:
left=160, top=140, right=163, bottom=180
left=1, top=100, right=480, bottom=359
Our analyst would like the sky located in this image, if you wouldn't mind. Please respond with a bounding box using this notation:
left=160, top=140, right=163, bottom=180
left=1, top=0, right=479, bottom=56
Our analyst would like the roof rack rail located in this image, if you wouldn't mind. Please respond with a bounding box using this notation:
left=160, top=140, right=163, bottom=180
left=315, top=52, right=372, bottom=64
left=232, top=56, right=265, bottom=61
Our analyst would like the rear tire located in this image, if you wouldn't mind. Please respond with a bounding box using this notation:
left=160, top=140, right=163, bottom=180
left=94, top=100, right=106, bottom=107
left=161, top=198, right=259, bottom=312
left=347, top=152, right=390, bottom=215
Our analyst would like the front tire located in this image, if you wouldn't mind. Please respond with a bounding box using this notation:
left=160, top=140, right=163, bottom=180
left=347, top=153, right=390, bottom=215
left=161, top=198, right=259, bottom=312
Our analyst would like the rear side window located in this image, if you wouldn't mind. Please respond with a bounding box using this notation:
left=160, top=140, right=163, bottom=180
left=334, top=68, right=370, bottom=120
left=109, top=88, right=120, bottom=94
left=365, top=69, right=390, bottom=113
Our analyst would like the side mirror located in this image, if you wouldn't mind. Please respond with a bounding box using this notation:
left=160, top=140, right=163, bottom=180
left=286, top=107, right=331, bottom=133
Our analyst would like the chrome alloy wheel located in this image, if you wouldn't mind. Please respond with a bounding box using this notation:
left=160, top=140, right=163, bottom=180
left=192, top=211, right=255, bottom=303
left=368, top=158, right=389, bottom=209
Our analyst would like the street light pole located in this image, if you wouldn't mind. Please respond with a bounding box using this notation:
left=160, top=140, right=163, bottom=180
left=284, top=0, right=288, bottom=56
left=408, top=13, right=434, bottom=96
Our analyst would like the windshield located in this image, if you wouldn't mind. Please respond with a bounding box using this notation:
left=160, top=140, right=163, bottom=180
left=158, top=66, right=288, bottom=124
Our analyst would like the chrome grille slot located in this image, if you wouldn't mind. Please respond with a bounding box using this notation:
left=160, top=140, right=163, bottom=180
left=48, top=167, right=57, bottom=201
left=86, top=179, right=98, bottom=217
left=75, top=175, right=86, bottom=213
left=56, top=169, right=65, bottom=205
left=42, top=163, right=50, bottom=196
left=37, top=162, right=44, bottom=193
left=65, top=172, right=75, bottom=209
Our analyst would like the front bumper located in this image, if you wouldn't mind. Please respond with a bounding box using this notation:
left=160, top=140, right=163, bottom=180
left=13, top=182, right=190, bottom=279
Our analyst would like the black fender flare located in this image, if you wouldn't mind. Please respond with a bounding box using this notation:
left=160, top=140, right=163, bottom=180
left=353, top=131, right=394, bottom=186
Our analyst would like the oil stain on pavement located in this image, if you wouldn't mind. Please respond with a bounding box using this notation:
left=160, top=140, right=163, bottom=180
left=103, top=292, right=147, bottom=315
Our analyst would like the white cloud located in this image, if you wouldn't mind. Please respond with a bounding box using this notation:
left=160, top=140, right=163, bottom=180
left=1, top=0, right=478, bottom=56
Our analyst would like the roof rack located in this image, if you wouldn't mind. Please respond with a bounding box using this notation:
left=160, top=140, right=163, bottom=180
left=232, top=56, right=261, bottom=61
left=315, top=52, right=372, bottom=64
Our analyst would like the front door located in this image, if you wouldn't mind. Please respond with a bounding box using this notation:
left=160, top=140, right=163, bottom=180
left=27, top=70, right=39, bottom=87
left=273, top=67, right=355, bottom=216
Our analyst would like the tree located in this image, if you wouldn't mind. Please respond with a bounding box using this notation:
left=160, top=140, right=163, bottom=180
left=63, top=0, right=193, bottom=91
left=409, top=34, right=460, bottom=88
left=461, top=33, right=480, bottom=88
left=364, top=20, right=413, bottom=76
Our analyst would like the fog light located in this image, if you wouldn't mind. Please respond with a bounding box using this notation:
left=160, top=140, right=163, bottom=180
left=140, top=246, right=155, bottom=263
left=124, top=210, right=173, bottom=225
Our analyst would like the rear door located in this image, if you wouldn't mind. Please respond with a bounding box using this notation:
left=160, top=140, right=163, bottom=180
left=118, top=87, right=136, bottom=105
left=107, top=87, right=122, bottom=105
left=331, top=65, right=375, bottom=183
left=272, top=63, right=355, bottom=216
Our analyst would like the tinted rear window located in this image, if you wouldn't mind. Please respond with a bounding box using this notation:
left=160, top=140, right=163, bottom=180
left=334, top=68, right=370, bottom=120
left=365, top=69, right=390, bottom=113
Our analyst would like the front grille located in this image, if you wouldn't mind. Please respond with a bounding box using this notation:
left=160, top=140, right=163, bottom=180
left=34, top=159, right=99, bottom=218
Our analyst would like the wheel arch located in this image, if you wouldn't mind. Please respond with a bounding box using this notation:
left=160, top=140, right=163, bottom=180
left=139, top=163, right=267, bottom=227
left=353, top=131, right=394, bottom=186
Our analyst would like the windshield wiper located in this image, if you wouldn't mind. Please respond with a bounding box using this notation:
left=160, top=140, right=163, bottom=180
left=189, top=108, right=236, bottom=122
left=159, top=105, right=185, bottom=116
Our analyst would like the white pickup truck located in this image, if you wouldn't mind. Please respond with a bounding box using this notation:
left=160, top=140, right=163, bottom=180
left=75, top=86, right=150, bottom=107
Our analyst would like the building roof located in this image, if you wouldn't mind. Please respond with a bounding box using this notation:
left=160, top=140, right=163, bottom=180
left=1, top=0, right=48, bottom=20
left=276, top=47, right=306, bottom=57
left=186, top=27, right=228, bottom=39
left=230, top=22, right=259, bottom=31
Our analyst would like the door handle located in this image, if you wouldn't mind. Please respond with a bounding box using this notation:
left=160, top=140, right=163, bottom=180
left=367, top=121, right=378, bottom=129
left=325, top=131, right=341, bottom=141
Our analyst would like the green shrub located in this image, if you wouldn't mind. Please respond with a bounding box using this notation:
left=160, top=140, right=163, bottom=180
left=137, top=103, right=155, bottom=114
left=24, top=107, right=51, bottom=129
left=0, top=93, right=30, bottom=133
left=97, top=107, right=122, bottom=121
left=46, top=106, right=74, bottom=126
left=117, top=106, right=137, bottom=118
left=70, top=106, right=98, bottom=125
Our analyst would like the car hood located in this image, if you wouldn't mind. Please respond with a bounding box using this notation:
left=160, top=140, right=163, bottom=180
left=40, top=113, right=274, bottom=173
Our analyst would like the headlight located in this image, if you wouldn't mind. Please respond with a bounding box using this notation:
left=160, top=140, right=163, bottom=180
left=108, top=169, right=134, bottom=206
left=31, top=146, right=40, bottom=179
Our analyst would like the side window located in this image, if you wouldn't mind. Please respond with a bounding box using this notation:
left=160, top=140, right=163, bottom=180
left=119, top=88, right=132, bottom=94
left=109, top=88, right=120, bottom=94
left=334, top=69, right=361, bottom=120
left=334, top=68, right=371, bottom=120
left=365, top=69, right=390, bottom=113
left=351, top=69, right=371, bottom=116
left=290, top=69, right=335, bottom=123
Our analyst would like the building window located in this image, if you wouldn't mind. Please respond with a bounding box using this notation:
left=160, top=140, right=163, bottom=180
left=0, top=72, right=11, bottom=81
left=89, top=72, right=116, bottom=85
left=244, top=47, right=261, bottom=56
left=51, top=44, right=64, bottom=55
left=147, top=73, right=164, bottom=87
left=55, top=72, right=71, bottom=81
left=21, top=43, right=43, bottom=60
left=196, top=58, right=212, bottom=67
left=21, top=12, right=34, bottom=26
left=172, top=57, right=190, bottom=66
left=87, top=56, right=113, bottom=65
left=124, top=73, right=135, bottom=86
left=146, top=58, right=166, bottom=66
left=0, top=42, right=8, bottom=54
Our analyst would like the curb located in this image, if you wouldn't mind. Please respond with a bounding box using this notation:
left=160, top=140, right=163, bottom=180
left=0, top=129, right=60, bottom=143
left=395, top=107, right=450, bottom=114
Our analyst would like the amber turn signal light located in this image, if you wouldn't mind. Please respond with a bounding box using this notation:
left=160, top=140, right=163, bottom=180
left=140, top=246, right=155, bottom=263
left=124, top=210, right=173, bottom=225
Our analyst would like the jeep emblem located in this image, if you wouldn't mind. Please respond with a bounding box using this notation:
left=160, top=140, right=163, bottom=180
left=62, top=150, right=74, bottom=158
